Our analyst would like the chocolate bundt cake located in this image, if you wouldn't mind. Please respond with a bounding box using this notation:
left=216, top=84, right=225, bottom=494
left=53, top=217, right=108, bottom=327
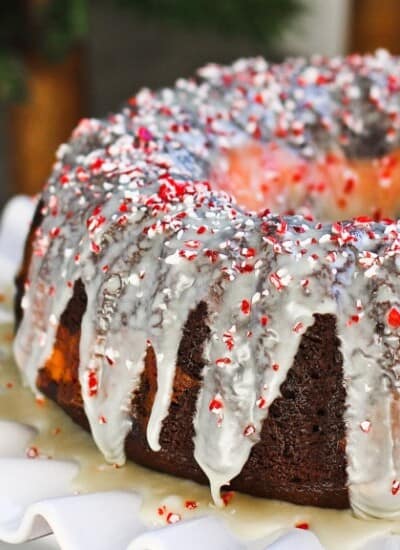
left=14, top=50, right=400, bottom=518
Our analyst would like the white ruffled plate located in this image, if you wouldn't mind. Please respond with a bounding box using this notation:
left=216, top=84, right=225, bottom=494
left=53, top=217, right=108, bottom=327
left=0, top=420, right=322, bottom=550
left=0, top=197, right=397, bottom=550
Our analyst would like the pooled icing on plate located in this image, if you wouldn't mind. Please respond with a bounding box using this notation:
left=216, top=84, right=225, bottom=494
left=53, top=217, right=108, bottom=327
left=1, top=315, right=400, bottom=549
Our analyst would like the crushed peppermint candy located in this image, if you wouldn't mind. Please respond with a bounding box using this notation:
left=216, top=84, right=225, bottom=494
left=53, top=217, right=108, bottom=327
left=360, top=420, right=371, bottom=433
left=388, top=306, right=400, bottom=328
left=209, top=396, right=224, bottom=413
left=26, top=446, right=39, bottom=459
left=392, top=480, right=400, bottom=496
left=166, top=512, right=181, bottom=524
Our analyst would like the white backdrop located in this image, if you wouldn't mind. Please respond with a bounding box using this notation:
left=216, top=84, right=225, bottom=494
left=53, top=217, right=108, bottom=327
left=283, top=0, right=351, bottom=57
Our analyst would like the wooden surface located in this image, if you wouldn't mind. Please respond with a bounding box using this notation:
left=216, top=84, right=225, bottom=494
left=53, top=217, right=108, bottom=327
left=351, top=0, right=400, bottom=53
left=7, top=48, right=86, bottom=196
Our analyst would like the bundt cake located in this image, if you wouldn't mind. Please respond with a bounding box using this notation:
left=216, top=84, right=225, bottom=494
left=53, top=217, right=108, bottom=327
left=14, top=50, right=400, bottom=519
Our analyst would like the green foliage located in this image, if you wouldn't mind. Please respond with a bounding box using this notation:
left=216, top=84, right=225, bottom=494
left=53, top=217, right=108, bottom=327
left=0, top=53, right=26, bottom=103
left=112, top=0, right=303, bottom=46
left=35, top=0, right=88, bottom=61
left=0, top=0, right=88, bottom=101
left=0, top=0, right=302, bottom=102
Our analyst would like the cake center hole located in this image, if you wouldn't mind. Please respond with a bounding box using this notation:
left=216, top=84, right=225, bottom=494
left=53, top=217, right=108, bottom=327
left=212, top=141, right=400, bottom=222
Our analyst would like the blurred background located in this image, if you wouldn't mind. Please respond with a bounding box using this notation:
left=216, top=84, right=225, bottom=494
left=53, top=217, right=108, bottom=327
left=0, top=0, right=398, bottom=208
